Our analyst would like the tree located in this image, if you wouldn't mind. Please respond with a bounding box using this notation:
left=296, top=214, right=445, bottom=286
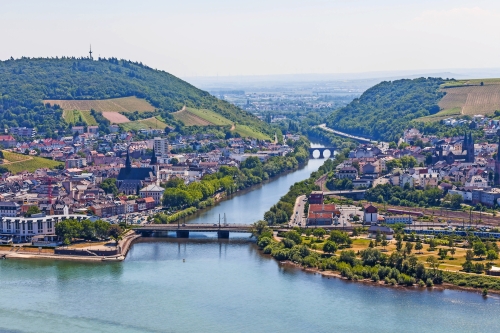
left=381, top=239, right=388, bottom=250
left=170, top=157, right=179, bottom=165
left=251, top=220, right=270, bottom=238
left=438, top=248, right=448, bottom=260
left=313, top=228, right=326, bottom=239
left=80, top=220, right=96, bottom=240
left=487, top=249, right=498, bottom=262
left=108, top=224, right=123, bottom=246
left=462, top=260, right=474, bottom=272
left=465, top=249, right=474, bottom=261
left=375, top=231, right=382, bottom=247
left=323, top=240, right=338, bottom=254
left=450, top=247, right=456, bottom=259
left=405, top=242, right=413, bottom=256
left=415, top=240, right=423, bottom=254
left=285, top=230, right=302, bottom=245
left=26, top=206, right=41, bottom=216
left=449, top=194, right=464, bottom=210
left=426, top=256, right=440, bottom=274
left=100, top=178, right=118, bottom=196
left=94, top=220, right=110, bottom=239
left=473, top=241, right=487, bottom=259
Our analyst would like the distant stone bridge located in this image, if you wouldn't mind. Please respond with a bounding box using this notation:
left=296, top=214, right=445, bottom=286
left=309, top=147, right=337, bottom=159
left=136, top=224, right=253, bottom=239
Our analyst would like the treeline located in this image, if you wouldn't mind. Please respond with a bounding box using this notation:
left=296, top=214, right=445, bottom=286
left=365, top=183, right=443, bottom=207
left=254, top=223, right=444, bottom=288
left=0, top=57, right=271, bottom=136
left=326, top=78, right=445, bottom=141
left=55, top=219, right=117, bottom=245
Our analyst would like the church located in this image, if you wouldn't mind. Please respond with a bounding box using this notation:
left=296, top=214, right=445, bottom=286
left=116, top=149, right=158, bottom=195
left=432, top=132, right=475, bottom=164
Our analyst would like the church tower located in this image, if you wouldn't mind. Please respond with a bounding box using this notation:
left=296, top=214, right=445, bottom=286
left=466, top=132, right=475, bottom=163
left=125, top=148, right=131, bottom=170
left=149, top=149, right=159, bottom=185
left=495, top=136, right=500, bottom=185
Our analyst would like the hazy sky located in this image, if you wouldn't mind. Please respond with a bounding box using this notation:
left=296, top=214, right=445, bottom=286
left=1, top=0, right=500, bottom=78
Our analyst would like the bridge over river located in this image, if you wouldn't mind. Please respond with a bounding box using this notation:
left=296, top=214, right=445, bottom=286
left=137, top=224, right=253, bottom=239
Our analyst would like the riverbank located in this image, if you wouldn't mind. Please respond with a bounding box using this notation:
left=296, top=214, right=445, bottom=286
left=280, top=259, right=500, bottom=296
left=0, top=231, right=140, bottom=262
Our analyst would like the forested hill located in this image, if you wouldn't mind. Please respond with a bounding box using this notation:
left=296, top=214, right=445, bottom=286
left=0, top=57, right=269, bottom=135
left=326, top=77, right=445, bottom=141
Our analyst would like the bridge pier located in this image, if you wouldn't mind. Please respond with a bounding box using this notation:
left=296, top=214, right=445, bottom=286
left=217, top=230, right=230, bottom=239
left=176, top=230, right=190, bottom=238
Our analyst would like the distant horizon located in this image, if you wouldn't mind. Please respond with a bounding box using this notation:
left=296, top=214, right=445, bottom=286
left=2, top=1, right=500, bottom=77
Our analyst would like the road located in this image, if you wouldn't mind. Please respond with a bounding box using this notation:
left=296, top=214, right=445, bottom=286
left=290, top=195, right=306, bottom=227
left=318, top=124, right=375, bottom=143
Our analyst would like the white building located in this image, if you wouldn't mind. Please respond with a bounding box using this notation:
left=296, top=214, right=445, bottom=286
left=140, top=184, right=165, bottom=205
left=383, top=215, right=413, bottom=224
left=154, top=137, right=169, bottom=156
left=0, top=202, right=21, bottom=217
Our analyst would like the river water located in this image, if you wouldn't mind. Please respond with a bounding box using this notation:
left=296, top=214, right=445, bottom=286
left=0, top=142, right=499, bottom=333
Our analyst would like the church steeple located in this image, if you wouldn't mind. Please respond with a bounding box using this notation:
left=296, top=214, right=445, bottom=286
left=150, top=148, right=158, bottom=165
left=125, top=148, right=131, bottom=170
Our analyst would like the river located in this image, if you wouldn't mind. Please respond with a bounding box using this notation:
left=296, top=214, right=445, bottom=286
left=0, top=142, right=499, bottom=333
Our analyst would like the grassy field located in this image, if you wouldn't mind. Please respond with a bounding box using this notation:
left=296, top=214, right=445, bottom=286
left=233, top=124, right=271, bottom=140
left=1, top=151, right=63, bottom=174
left=173, top=107, right=271, bottom=139
left=415, top=107, right=462, bottom=122
left=436, top=79, right=500, bottom=117
left=62, top=110, right=98, bottom=125
left=45, top=96, right=155, bottom=112
left=173, top=107, right=233, bottom=126
left=119, top=117, right=168, bottom=131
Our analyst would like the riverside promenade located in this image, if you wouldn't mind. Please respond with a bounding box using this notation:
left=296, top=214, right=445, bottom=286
left=0, top=230, right=141, bottom=262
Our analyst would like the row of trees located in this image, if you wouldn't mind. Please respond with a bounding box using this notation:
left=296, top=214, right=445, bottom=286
left=55, top=219, right=121, bottom=245
left=365, top=183, right=443, bottom=207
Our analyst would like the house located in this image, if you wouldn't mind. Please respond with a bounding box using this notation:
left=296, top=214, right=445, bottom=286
left=336, top=167, right=358, bottom=180
left=308, top=191, right=324, bottom=204
left=140, top=184, right=165, bottom=205
left=363, top=203, right=378, bottom=224
left=368, top=225, right=394, bottom=240
left=0, top=135, right=17, bottom=148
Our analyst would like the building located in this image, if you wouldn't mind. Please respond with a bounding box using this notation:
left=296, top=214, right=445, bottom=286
left=140, top=184, right=165, bottom=205
left=65, top=158, right=87, bottom=169
left=0, top=135, right=17, bottom=148
left=308, top=191, right=324, bottom=204
left=0, top=214, right=88, bottom=242
left=154, top=137, right=169, bottom=156
left=10, top=127, right=36, bottom=137
left=368, top=225, right=394, bottom=240
left=432, top=132, right=475, bottom=164
left=472, top=188, right=500, bottom=207
left=383, top=215, right=413, bottom=224
left=116, top=149, right=155, bottom=195
left=363, top=203, right=378, bottom=224
left=0, top=202, right=21, bottom=217
left=336, top=167, right=358, bottom=180
left=306, top=204, right=340, bottom=226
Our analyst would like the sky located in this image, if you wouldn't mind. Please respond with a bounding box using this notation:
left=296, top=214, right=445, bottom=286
left=1, top=0, right=500, bottom=78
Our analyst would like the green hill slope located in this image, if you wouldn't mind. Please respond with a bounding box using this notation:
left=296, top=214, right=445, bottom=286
left=0, top=57, right=270, bottom=137
left=326, top=78, right=445, bottom=141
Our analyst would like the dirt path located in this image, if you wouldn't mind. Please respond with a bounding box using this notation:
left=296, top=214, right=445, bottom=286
left=1, top=156, right=33, bottom=165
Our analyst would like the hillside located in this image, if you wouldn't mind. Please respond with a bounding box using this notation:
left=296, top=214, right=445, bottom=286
left=326, top=78, right=445, bottom=141
left=0, top=57, right=271, bottom=138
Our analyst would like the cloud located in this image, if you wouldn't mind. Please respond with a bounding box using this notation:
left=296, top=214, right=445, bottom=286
left=412, top=6, right=500, bottom=23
